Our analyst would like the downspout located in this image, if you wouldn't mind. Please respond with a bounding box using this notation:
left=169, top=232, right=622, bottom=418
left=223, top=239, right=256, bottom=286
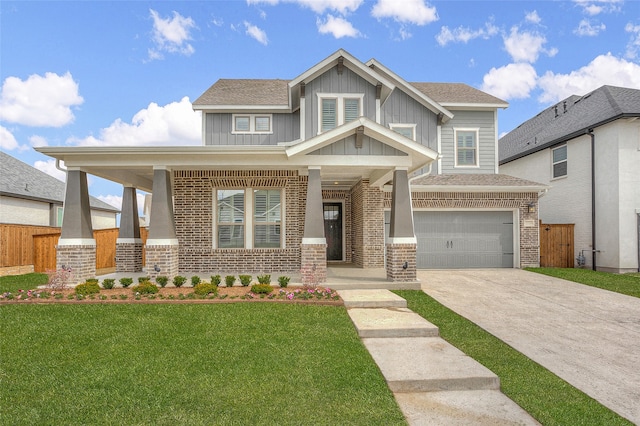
left=588, top=129, right=597, bottom=271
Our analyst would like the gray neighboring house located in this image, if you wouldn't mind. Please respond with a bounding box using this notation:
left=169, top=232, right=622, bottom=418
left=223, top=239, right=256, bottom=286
left=0, top=151, right=119, bottom=229
left=500, top=85, right=640, bottom=273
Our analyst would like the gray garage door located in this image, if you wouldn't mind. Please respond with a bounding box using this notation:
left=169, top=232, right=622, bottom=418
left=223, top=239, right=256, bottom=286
left=386, top=211, right=515, bottom=269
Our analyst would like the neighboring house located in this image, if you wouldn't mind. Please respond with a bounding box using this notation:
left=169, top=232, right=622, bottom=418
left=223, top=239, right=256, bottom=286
left=37, top=49, right=545, bottom=284
left=500, top=85, right=640, bottom=273
left=0, top=151, right=119, bottom=229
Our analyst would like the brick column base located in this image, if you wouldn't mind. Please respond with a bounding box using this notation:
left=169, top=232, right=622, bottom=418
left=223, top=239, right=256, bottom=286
left=386, top=243, right=417, bottom=282
left=116, top=241, right=143, bottom=273
left=56, top=244, right=96, bottom=286
left=145, top=244, right=179, bottom=280
left=300, top=243, right=327, bottom=286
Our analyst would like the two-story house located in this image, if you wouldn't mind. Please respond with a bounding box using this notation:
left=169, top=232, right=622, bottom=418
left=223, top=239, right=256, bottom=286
left=37, top=49, right=545, bottom=285
left=500, top=85, right=640, bottom=273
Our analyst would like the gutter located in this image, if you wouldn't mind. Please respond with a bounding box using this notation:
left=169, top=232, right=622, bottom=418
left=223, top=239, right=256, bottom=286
left=588, top=129, right=597, bottom=271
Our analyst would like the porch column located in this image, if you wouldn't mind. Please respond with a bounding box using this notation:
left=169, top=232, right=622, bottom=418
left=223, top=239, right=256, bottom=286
left=145, top=168, right=179, bottom=279
left=116, top=185, right=143, bottom=273
left=301, top=167, right=327, bottom=285
left=386, top=168, right=417, bottom=282
left=56, top=169, right=96, bottom=284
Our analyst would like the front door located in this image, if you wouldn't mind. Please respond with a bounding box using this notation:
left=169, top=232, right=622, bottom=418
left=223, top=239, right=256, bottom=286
left=323, top=203, right=343, bottom=261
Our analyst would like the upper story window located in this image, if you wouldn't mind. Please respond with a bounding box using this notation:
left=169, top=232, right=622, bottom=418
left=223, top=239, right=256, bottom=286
left=552, top=144, right=567, bottom=178
left=454, top=129, right=479, bottom=167
left=389, top=124, right=416, bottom=141
left=318, top=93, right=364, bottom=133
left=232, top=114, right=272, bottom=134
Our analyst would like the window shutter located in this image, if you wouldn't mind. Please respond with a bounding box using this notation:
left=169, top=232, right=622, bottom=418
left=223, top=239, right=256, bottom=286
left=321, top=99, right=336, bottom=131
left=344, top=98, right=359, bottom=123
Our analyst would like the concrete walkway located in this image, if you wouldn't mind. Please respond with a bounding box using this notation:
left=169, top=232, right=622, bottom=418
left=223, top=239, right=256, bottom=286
left=419, top=269, right=640, bottom=424
left=339, top=289, right=540, bottom=425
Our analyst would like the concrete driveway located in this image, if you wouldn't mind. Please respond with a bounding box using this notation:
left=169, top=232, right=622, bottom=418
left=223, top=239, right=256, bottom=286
left=418, top=269, right=640, bottom=424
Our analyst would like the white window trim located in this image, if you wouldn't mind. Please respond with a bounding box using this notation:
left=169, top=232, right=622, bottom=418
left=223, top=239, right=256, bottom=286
left=454, top=128, right=480, bottom=168
left=213, top=188, right=284, bottom=249
left=551, top=144, right=568, bottom=180
left=389, top=123, right=417, bottom=141
left=317, top=93, right=364, bottom=134
left=231, top=114, right=273, bottom=134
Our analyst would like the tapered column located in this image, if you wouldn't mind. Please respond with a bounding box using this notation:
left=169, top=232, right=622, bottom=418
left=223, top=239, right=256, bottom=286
left=145, top=168, right=179, bottom=279
left=116, top=186, right=143, bottom=273
left=386, top=168, right=417, bottom=282
left=56, top=169, right=96, bottom=284
left=301, top=167, right=326, bottom=285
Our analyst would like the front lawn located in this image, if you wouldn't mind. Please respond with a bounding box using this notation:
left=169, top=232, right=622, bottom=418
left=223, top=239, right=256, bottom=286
left=394, top=290, right=632, bottom=426
left=0, top=272, right=48, bottom=293
left=1, top=303, right=406, bottom=425
left=525, top=267, right=640, bottom=298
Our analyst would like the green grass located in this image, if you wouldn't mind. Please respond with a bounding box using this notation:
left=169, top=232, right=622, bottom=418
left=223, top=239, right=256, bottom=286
left=525, top=267, right=640, bottom=298
left=0, top=303, right=406, bottom=426
left=394, top=290, right=632, bottom=426
left=0, top=273, right=48, bottom=293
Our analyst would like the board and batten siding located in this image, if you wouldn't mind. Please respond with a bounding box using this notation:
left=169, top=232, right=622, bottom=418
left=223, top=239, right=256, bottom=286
left=381, top=88, right=438, bottom=151
left=440, top=110, right=496, bottom=174
left=305, top=67, right=377, bottom=139
left=310, top=135, right=406, bottom=156
left=204, top=112, right=299, bottom=146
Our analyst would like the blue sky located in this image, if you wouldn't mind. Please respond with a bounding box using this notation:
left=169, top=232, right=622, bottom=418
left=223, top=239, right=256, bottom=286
left=1, top=0, right=639, bottom=210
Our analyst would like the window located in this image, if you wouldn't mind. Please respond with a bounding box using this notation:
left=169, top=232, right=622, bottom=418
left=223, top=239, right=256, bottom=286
left=318, top=94, right=363, bottom=133
left=217, top=190, right=245, bottom=248
left=232, top=114, right=272, bottom=134
left=389, top=124, right=416, bottom=140
left=56, top=207, right=64, bottom=226
left=552, top=145, right=567, bottom=178
left=454, top=129, right=479, bottom=167
left=254, top=189, right=281, bottom=248
left=215, top=188, right=283, bottom=249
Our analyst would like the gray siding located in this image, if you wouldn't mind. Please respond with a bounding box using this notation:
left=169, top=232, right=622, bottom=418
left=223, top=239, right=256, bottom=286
left=310, top=135, right=407, bottom=156
left=204, top=112, right=299, bottom=145
left=440, top=110, right=496, bottom=174
left=381, top=89, right=438, bottom=151
left=305, top=67, right=377, bottom=139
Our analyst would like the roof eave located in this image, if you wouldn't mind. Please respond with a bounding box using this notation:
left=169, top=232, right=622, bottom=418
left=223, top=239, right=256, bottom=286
left=396, top=184, right=548, bottom=193
left=192, top=104, right=291, bottom=113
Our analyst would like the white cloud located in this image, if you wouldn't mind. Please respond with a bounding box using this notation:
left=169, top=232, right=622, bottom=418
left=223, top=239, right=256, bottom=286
left=574, top=19, right=606, bottom=36
left=70, top=97, right=201, bottom=147
left=625, top=22, right=640, bottom=59
left=29, top=135, right=48, bottom=147
left=525, top=11, right=541, bottom=24
left=371, top=0, right=437, bottom=26
left=538, top=53, right=640, bottom=103
left=317, top=14, right=361, bottom=38
left=481, top=63, right=538, bottom=100
left=0, top=72, right=83, bottom=127
left=212, top=17, right=224, bottom=27
left=148, top=9, right=196, bottom=60
left=573, top=0, right=622, bottom=15
left=96, top=194, right=122, bottom=210
left=436, top=21, right=498, bottom=46
left=34, top=159, right=67, bottom=182
left=243, top=21, right=268, bottom=44
left=0, top=125, right=19, bottom=150
left=247, top=0, right=363, bottom=15
left=503, top=26, right=553, bottom=63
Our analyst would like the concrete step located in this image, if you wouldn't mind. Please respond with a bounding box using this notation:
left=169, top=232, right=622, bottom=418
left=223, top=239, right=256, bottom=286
left=363, top=337, right=500, bottom=393
left=395, top=390, right=541, bottom=425
left=338, top=289, right=407, bottom=308
left=347, top=308, right=439, bottom=338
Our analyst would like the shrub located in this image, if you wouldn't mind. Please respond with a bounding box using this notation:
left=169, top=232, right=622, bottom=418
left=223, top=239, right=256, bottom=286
left=138, top=276, right=150, bottom=283
left=225, top=275, right=236, bottom=287
left=257, top=274, right=271, bottom=285
left=86, top=278, right=99, bottom=284
left=277, top=276, right=290, bottom=288
left=155, top=276, right=169, bottom=288
left=102, top=278, right=115, bottom=289
left=250, top=284, right=273, bottom=294
left=191, top=276, right=201, bottom=286
left=119, top=277, right=133, bottom=288
left=132, top=281, right=159, bottom=294
left=211, top=275, right=221, bottom=286
left=239, top=275, right=252, bottom=286
left=193, top=282, right=218, bottom=296
left=75, top=281, right=101, bottom=296
left=173, top=276, right=186, bottom=288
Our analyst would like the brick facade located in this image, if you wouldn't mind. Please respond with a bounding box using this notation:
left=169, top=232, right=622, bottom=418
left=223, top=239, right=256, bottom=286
left=349, top=179, right=385, bottom=268
left=145, top=243, right=179, bottom=279
left=385, top=243, right=417, bottom=281
left=115, top=241, right=143, bottom=273
left=56, top=244, right=96, bottom=285
left=300, top=243, right=327, bottom=285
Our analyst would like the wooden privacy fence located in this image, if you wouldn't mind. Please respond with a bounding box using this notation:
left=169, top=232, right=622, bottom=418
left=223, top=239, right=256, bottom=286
left=1, top=224, right=61, bottom=268
left=539, top=222, right=575, bottom=268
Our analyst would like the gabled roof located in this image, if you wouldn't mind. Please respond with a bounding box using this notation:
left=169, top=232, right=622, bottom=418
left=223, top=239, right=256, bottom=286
left=193, top=79, right=290, bottom=110
left=0, top=152, right=119, bottom=212
left=500, top=85, right=640, bottom=164
left=410, top=173, right=547, bottom=193
left=411, top=82, right=508, bottom=108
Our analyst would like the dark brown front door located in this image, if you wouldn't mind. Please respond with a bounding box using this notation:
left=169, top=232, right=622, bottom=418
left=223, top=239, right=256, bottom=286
left=323, top=203, right=343, bottom=261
